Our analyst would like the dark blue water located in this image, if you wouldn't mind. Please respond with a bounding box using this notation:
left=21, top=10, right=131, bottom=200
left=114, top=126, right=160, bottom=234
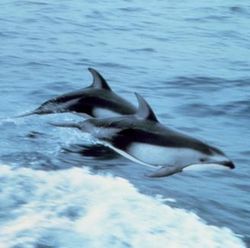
left=0, top=1, right=249, bottom=247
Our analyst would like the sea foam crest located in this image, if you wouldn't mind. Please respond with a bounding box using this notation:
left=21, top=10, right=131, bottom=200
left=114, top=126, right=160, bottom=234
left=0, top=165, right=245, bottom=248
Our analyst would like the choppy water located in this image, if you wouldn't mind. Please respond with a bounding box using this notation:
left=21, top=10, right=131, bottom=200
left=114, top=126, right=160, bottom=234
left=0, top=1, right=249, bottom=247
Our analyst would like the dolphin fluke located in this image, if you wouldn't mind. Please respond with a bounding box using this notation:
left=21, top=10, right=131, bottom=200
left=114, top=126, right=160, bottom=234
left=15, top=108, right=53, bottom=118
left=49, top=122, right=81, bottom=129
left=15, top=112, right=34, bottom=118
left=15, top=110, right=40, bottom=118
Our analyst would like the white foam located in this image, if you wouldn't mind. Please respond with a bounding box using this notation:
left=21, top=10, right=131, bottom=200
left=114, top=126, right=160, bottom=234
left=0, top=165, right=245, bottom=248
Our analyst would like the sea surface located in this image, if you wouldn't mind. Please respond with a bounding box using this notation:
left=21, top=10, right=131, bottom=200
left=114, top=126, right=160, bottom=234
left=0, top=1, right=249, bottom=247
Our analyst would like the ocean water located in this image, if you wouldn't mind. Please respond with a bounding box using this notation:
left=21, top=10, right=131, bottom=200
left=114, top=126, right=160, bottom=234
left=0, top=1, right=249, bottom=247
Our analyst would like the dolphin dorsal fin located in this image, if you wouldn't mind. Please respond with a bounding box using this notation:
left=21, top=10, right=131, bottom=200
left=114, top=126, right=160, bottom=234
left=88, top=68, right=112, bottom=91
left=135, top=93, right=158, bottom=122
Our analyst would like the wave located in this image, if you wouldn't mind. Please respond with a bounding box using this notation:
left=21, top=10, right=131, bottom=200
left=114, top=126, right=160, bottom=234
left=0, top=165, right=245, bottom=248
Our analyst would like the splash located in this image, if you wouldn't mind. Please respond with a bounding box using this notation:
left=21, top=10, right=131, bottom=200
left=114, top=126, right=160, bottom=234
left=0, top=165, right=245, bottom=248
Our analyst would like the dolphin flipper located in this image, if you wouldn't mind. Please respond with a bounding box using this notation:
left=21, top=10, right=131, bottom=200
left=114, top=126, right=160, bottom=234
left=147, top=166, right=183, bottom=178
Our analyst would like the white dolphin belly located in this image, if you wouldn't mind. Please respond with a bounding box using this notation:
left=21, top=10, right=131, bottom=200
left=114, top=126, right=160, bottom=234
left=127, top=142, right=203, bottom=167
left=183, top=163, right=229, bottom=171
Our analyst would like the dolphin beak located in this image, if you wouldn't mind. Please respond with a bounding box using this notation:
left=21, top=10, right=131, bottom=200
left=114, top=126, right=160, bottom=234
left=220, top=160, right=235, bottom=169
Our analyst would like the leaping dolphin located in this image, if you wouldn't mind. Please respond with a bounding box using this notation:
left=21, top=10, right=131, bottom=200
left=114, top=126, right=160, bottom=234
left=51, top=93, right=235, bottom=177
left=18, top=68, right=136, bottom=118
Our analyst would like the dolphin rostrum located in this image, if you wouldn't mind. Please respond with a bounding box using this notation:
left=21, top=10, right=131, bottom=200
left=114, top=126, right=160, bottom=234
left=18, top=68, right=136, bottom=118
left=51, top=93, right=235, bottom=177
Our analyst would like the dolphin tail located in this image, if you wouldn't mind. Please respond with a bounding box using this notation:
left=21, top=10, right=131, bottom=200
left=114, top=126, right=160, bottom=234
left=14, top=110, right=40, bottom=118
left=147, top=166, right=183, bottom=178
left=14, top=108, right=53, bottom=118
left=49, top=122, right=81, bottom=129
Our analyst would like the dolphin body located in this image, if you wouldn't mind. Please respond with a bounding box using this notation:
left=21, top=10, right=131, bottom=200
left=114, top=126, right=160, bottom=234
left=18, top=68, right=136, bottom=118
left=51, top=93, right=235, bottom=177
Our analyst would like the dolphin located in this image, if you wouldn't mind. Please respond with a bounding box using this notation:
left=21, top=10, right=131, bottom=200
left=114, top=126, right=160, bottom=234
left=17, top=68, right=136, bottom=118
left=50, top=93, right=235, bottom=177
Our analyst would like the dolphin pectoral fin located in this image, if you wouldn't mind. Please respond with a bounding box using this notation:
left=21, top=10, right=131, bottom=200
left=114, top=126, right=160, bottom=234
left=102, top=142, right=156, bottom=169
left=147, top=166, right=183, bottom=178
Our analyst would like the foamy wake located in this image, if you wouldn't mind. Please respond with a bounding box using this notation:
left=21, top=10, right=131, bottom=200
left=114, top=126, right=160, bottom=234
left=0, top=165, right=245, bottom=248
